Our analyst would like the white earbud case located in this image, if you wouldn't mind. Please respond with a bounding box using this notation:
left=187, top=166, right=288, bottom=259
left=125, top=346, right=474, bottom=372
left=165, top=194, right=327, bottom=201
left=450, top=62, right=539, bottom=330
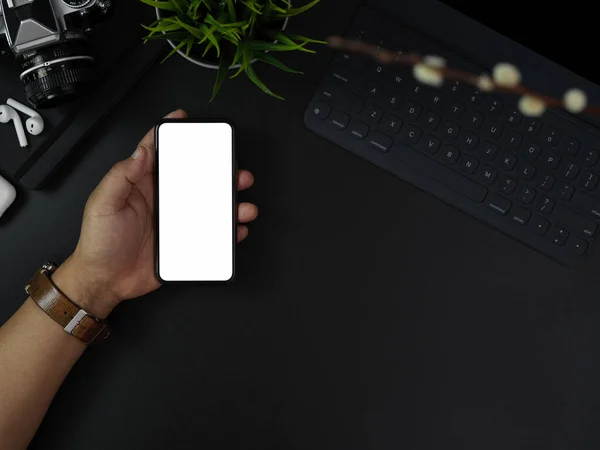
left=0, top=176, right=16, bottom=218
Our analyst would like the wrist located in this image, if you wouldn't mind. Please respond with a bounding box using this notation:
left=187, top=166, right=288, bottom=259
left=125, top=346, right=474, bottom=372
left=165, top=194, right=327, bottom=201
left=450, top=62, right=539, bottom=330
left=51, top=256, right=118, bottom=319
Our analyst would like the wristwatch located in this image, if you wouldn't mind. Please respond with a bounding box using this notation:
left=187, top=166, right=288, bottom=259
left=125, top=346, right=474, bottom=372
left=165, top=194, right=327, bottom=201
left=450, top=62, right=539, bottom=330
left=25, top=262, right=111, bottom=344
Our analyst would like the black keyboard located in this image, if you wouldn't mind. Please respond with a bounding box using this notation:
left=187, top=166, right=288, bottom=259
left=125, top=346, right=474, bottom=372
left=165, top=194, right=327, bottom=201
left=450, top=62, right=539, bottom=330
left=304, top=5, right=600, bottom=266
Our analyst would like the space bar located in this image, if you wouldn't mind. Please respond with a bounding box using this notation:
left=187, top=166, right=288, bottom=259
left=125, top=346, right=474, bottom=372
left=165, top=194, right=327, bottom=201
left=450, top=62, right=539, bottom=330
left=391, top=143, right=487, bottom=203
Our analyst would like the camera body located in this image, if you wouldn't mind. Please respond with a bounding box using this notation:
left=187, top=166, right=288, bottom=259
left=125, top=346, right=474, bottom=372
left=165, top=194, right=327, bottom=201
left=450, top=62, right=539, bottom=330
left=0, top=0, right=114, bottom=109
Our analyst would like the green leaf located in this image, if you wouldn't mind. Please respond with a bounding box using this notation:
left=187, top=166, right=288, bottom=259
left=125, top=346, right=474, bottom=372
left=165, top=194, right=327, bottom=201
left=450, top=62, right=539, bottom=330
left=139, top=0, right=178, bottom=12
left=241, top=0, right=263, bottom=14
left=279, top=32, right=327, bottom=45
left=246, top=64, right=284, bottom=100
left=226, top=0, right=236, bottom=21
left=274, top=32, right=316, bottom=52
left=247, top=40, right=307, bottom=52
left=161, top=40, right=186, bottom=63
left=277, top=0, right=320, bottom=17
left=211, top=54, right=232, bottom=102
left=254, top=52, right=303, bottom=73
left=170, top=0, right=186, bottom=15
left=230, top=46, right=252, bottom=78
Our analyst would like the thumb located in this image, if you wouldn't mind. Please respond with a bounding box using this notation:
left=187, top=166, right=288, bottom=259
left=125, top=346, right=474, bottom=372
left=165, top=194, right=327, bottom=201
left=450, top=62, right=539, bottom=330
left=89, top=146, right=149, bottom=213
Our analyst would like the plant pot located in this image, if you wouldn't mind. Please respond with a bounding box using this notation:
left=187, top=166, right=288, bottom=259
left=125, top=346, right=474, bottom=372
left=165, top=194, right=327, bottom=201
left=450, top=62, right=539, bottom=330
left=155, top=8, right=290, bottom=70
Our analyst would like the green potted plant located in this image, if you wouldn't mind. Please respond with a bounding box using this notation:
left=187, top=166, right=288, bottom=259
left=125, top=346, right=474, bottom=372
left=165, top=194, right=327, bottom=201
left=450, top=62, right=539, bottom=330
left=140, top=0, right=324, bottom=100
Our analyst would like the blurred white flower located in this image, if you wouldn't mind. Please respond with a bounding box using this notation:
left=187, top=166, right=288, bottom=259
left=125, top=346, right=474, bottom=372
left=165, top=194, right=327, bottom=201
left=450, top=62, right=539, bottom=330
left=518, top=95, right=546, bottom=117
left=492, top=63, right=521, bottom=87
left=423, top=55, right=446, bottom=68
left=413, top=63, right=443, bottom=87
left=477, top=75, right=494, bottom=92
left=563, top=88, right=587, bottom=113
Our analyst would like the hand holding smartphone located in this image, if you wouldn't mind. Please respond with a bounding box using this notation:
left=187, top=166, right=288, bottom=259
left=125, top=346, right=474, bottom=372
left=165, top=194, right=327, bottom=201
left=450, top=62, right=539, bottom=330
left=155, top=120, right=236, bottom=283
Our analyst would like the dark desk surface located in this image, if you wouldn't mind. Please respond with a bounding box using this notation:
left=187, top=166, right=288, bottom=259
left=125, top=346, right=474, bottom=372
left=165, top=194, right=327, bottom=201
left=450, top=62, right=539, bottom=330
left=2, top=1, right=600, bottom=449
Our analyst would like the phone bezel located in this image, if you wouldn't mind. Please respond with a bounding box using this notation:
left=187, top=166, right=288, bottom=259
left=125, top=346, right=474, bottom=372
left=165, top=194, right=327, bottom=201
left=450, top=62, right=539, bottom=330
left=154, top=119, right=237, bottom=284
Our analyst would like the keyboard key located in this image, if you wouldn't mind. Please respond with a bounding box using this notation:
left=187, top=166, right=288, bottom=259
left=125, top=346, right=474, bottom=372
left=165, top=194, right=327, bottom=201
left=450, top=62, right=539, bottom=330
left=321, top=83, right=364, bottom=113
left=558, top=137, right=580, bottom=156
left=349, top=120, right=369, bottom=140
left=540, top=127, right=561, bottom=147
left=444, top=100, right=465, bottom=118
left=522, top=142, right=541, bottom=160
left=398, top=124, right=422, bottom=145
left=465, top=88, right=482, bottom=105
left=536, top=173, right=555, bottom=191
left=524, top=118, right=542, bottom=135
left=385, top=71, right=409, bottom=90
left=329, top=110, right=350, bottom=130
left=499, top=130, right=522, bottom=150
left=581, top=148, right=599, bottom=167
left=401, top=101, right=422, bottom=120
left=551, top=205, right=598, bottom=238
left=330, top=64, right=366, bottom=92
left=478, top=142, right=498, bottom=161
left=463, top=110, right=484, bottom=129
left=312, top=101, right=331, bottom=120
left=391, top=143, right=488, bottom=202
left=499, top=175, right=517, bottom=194
left=368, top=131, right=393, bottom=152
left=517, top=185, right=536, bottom=204
left=417, top=135, right=441, bottom=155
left=459, top=155, right=479, bottom=174
left=499, top=154, right=517, bottom=171
left=458, top=132, right=479, bottom=152
left=487, top=194, right=511, bottom=215
left=531, top=217, right=550, bottom=236
left=572, top=191, right=600, bottom=219
left=567, top=237, right=587, bottom=256
left=479, top=166, right=498, bottom=184
left=364, top=104, right=384, bottom=124
left=547, top=226, right=569, bottom=246
left=422, top=111, right=440, bottom=131
left=381, top=114, right=402, bottom=135
left=502, top=108, right=523, bottom=127
left=380, top=91, right=401, bottom=110
left=582, top=171, right=599, bottom=190
left=516, top=162, right=536, bottom=180
left=484, top=98, right=503, bottom=115
left=536, top=196, right=555, bottom=214
left=559, top=162, right=579, bottom=180
left=441, top=145, right=460, bottom=164
left=444, top=80, right=462, bottom=96
left=482, top=121, right=503, bottom=140
left=557, top=183, right=575, bottom=200
left=441, top=121, right=460, bottom=139
left=541, top=152, right=560, bottom=170
left=410, top=83, right=426, bottom=99
left=426, top=91, right=445, bottom=110
left=367, top=81, right=380, bottom=99
left=511, top=207, right=530, bottom=225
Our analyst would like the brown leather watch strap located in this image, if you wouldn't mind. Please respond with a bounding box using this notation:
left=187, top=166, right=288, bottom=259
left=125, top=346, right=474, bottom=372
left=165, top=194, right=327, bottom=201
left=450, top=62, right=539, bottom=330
left=26, top=263, right=110, bottom=344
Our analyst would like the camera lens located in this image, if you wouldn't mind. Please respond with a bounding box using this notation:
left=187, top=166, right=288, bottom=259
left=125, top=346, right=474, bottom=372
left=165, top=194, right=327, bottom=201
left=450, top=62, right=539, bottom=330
left=19, top=40, right=97, bottom=109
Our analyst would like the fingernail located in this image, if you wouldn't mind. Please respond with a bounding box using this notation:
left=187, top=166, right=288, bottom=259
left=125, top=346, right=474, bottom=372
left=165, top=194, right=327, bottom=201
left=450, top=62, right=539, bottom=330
left=164, top=110, right=180, bottom=118
left=131, top=147, right=143, bottom=160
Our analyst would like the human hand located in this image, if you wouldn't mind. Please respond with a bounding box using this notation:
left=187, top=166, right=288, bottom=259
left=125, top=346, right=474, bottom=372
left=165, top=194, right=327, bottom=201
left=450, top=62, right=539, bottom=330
left=53, top=110, right=258, bottom=318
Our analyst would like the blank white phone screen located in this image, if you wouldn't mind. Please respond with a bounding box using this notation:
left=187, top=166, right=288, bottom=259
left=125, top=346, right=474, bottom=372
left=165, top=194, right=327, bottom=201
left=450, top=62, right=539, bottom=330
left=157, top=122, right=234, bottom=282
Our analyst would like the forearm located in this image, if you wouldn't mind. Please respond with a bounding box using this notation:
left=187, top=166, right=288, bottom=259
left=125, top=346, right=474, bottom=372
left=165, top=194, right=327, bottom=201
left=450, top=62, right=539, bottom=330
left=0, top=262, right=108, bottom=450
left=0, top=299, right=84, bottom=449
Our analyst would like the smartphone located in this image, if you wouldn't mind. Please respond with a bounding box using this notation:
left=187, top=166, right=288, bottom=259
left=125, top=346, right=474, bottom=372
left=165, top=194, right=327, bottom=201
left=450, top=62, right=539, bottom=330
left=155, top=120, right=236, bottom=283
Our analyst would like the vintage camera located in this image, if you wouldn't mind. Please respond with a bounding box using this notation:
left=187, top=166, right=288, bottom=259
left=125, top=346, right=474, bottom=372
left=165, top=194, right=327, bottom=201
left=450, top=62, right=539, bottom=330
left=0, top=0, right=114, bottom=109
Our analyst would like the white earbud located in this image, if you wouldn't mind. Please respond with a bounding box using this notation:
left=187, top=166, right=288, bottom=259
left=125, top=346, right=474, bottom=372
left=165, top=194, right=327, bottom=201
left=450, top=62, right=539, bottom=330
left=6, top=98, right=44, bottom=136
left=0, top=105, right=28, bottom=148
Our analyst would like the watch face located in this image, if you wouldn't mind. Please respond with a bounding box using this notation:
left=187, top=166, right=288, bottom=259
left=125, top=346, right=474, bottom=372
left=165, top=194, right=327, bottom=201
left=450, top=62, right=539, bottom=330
left=62, top=0, right=93, bottom=8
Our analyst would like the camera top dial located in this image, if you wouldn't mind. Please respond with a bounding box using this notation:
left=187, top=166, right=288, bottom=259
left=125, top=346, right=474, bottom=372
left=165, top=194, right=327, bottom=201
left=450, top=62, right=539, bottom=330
left=62, top=0, right=94, bottom=8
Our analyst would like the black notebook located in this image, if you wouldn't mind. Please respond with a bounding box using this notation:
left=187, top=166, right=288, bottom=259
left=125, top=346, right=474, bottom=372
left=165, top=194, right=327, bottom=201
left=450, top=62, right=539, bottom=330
left=0, top=2, right=166, bottom=189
